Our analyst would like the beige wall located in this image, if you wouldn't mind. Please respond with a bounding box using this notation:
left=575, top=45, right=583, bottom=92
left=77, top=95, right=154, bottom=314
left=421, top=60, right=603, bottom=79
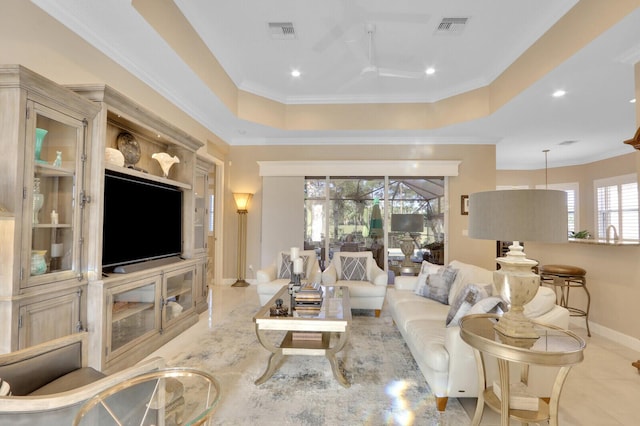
left=497, top=151, right=640, bottom=341
left=226, top=144, right=498, bottom=279
left=0, top=0, right=229, bottom=158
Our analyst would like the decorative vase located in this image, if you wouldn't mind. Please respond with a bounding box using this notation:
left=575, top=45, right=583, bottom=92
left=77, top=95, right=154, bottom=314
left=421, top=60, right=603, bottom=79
left=35, top=128, right=48, bottom=164
left=33, top=178, right=44, bottom=225
left=31, top=250, right=48, bottom=276
left=53, top=151, right=62, bottom=167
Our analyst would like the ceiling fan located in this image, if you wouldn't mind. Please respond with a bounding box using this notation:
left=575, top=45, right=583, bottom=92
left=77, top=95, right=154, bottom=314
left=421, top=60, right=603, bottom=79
left=352, top=23, right=426, bottom=80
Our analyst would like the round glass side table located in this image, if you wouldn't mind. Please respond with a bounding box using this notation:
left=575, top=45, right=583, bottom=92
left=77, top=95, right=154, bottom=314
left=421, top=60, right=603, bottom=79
left=460, top=313, right=585, bottom=426
left=73, top=367, right=221, bottom=426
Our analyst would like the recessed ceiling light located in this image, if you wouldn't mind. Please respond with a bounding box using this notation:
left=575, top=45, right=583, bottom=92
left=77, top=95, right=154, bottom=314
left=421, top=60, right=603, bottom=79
left=425, top=67, right=435, bottom=75
left=291, top=69, right=301, bottom=77
left=552, top=90, right=566, bottom=98
left=630, top=98, right=636, bottom=103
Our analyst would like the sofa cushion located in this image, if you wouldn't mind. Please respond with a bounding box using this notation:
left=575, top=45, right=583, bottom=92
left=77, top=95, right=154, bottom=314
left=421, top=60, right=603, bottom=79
left=334, top=280, right=387, bottom=298
left=415, top=265, right=458, bottom=304
left=392, top=299, right=451, bottom=330
left=445, top=284, right=492, bottom=327
left=448, top=260, right=495, bottom=305
left=28, top=367, right=105, bottom=396
left=340, top=256, right=367, bottom=281
left=404, top=319, right=449, bottom=372
left=257, top=279, right=289, bottom=297
left=524, top=286, right=557, bottom=318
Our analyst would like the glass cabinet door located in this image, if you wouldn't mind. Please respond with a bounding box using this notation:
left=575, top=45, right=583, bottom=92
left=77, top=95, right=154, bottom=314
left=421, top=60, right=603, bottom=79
left=110, top=282, right=158, bottom=353
left=24, top=102, right=86, bottom=287
left=164, top=268, right=194, bottom=325
left=194, top=170, right=206, bottom=252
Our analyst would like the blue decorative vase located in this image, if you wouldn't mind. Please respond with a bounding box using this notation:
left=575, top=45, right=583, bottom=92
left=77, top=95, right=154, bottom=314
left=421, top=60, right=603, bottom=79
left=31, top=250, right=47, bottom=276
left=35, top=128, right=48, bottom=164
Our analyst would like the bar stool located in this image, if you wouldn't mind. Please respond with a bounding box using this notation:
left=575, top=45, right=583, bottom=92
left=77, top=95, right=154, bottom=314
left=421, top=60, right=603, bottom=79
left=539, top=264, right=591, bottom=336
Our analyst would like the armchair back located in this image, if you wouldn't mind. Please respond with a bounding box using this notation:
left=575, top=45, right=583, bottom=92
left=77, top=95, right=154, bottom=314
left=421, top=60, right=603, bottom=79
left=275, top=249, right=320, bottom=281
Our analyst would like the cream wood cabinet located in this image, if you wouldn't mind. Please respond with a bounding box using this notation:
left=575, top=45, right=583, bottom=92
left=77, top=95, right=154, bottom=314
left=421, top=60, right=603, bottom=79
left=0, top=67, right=208, bottom=368
left=88, top=259, right=199, bottom=374
left=0, top=65, right=100, bottom=353
left=68, top=84, right=207, bottom=371
left=194, top=157, right=213, bottom=313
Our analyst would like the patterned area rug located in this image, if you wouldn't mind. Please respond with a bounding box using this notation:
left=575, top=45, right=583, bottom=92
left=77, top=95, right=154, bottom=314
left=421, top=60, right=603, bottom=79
left=154, top=300, right=470, bottom=425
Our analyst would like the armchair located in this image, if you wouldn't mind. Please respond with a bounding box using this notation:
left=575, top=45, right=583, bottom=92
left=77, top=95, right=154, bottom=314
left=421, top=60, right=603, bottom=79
left=322, top=251, right=388, bottom=317
left=0, top=332, right=164, bottom=425
left=256, top=249, right=322, bottom=306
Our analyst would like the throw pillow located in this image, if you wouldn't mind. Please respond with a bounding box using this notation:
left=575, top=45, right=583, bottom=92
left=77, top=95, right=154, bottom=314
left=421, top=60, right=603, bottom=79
left=468, top=296, right=506, bottom=316
left=445, top=284, right=493, bottom=327
left=414, top=265, right=458, bottom=304
left=340, top=256, right=367, bottom=281
left=278, top=254, right=310, bottom=279
left=414, top=261, right=443, bottom=294
left=0, top=378, right=11, bottom=396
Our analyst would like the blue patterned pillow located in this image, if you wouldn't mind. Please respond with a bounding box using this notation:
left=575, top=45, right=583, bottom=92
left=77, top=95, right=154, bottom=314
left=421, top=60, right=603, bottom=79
left=414, top=266, right=458, bottom=304
left=340, top=256, right=367, bottom=281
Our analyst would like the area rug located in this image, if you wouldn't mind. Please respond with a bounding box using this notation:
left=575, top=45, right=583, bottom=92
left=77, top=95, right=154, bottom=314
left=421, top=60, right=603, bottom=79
left=154, top=299, right=470, bottom=425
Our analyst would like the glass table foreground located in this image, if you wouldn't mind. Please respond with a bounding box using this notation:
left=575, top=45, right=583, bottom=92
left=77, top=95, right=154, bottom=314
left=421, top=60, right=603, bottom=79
left=459, top=314, right=585, bottom=426
left=73, top=368, right=221, bottom=426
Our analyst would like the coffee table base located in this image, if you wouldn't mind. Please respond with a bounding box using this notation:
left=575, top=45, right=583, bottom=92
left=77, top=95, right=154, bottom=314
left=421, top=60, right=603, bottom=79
left=254, top=329, right=350, bottom=388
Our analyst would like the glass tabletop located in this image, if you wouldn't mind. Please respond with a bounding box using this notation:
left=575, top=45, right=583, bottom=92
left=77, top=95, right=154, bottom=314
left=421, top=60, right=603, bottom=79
left=254, top=285, right=351, bottom=322
left=460, top=314, right=585, bottom=365
left=73, top=368, right=221, bottom=426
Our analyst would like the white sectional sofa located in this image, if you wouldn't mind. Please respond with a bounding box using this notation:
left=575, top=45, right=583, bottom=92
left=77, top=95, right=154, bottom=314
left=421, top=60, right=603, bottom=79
left=387, top=260, right=569, bottom=411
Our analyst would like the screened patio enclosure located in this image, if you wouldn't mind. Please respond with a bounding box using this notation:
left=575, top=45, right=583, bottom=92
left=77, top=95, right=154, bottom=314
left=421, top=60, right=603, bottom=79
left=304, top=176, right=446, bottom=271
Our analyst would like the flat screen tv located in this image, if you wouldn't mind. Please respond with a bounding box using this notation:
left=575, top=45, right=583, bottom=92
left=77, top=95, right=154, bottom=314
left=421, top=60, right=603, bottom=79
left=102, top=170, right=183, bottom=269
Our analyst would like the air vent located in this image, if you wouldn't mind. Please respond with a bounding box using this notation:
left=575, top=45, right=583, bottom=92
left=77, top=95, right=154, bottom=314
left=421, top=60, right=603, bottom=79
left=559, top=140, right=579, bottom=146
left=268, top=22, right=296, bottom=40
left=435, top=17, right=469, bottom=34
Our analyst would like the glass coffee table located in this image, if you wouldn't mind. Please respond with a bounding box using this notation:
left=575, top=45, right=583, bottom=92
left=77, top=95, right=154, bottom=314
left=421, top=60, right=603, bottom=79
left=253, top=285, right=351, bottom=388
left=73, top=368, right=221, bottom=426
left=460, top=313, right=585, bottom=426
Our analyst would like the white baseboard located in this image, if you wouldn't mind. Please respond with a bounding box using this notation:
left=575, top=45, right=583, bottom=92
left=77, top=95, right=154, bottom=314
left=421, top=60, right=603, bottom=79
left=570, top=317, right=640, bottom=352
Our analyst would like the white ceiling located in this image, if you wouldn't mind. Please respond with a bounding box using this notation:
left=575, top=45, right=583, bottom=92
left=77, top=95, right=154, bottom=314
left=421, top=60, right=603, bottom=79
left=32, top=0, right=640, bottom=169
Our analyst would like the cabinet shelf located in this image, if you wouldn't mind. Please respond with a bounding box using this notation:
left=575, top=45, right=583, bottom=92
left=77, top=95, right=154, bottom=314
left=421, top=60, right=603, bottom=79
left=35, top=163, right=75, bottom=177
left=167, top=285, right=191, bottom=299
left=483, top=388, right=549, bottom=423
left=33, top=223, right=71, bottom=229
left=112, top=302, right=154, bottom=322
left=104, top=163, right=191, bottom=190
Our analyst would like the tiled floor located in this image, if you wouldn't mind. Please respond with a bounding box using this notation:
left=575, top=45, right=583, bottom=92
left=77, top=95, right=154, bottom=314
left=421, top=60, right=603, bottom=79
left=156, top=285, right=640, bottom=425
left=459, top=323, right=640, bottom=425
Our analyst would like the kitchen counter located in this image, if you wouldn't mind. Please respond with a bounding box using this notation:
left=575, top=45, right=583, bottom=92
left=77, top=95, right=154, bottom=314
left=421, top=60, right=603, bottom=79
left=568, top=238, right=639, bottom=246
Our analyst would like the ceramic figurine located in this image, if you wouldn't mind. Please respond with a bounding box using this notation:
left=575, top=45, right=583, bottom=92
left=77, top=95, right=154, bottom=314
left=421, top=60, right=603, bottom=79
left=152, top=152, right=180, bottom=178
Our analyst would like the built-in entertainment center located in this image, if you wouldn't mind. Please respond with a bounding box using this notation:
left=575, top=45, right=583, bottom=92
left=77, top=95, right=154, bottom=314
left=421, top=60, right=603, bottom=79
left=0, top=65, right=212, bottom=372
left=71, top=84, right=211, bottom=373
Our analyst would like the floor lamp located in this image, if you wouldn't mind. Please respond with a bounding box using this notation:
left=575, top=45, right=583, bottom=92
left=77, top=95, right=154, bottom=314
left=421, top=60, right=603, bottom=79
left=232, top=193, right=252, bottom=287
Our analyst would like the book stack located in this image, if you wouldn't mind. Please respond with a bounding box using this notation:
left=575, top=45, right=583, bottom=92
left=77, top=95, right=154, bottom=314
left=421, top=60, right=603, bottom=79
left=294, top=283, right=323, bottom=314
left=291, top=331, right=322, bottom=341
left=492, top=380, right=540, bottom=411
